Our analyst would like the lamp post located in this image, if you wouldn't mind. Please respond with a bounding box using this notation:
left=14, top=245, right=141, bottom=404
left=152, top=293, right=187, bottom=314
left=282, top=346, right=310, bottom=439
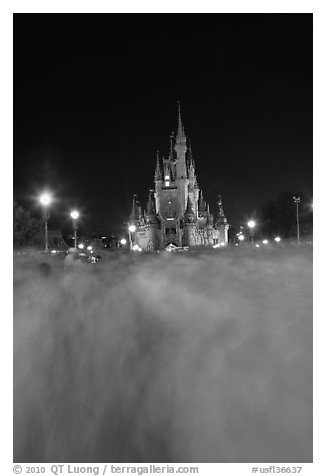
left=293, top=196, right=301, bottom=245
left=70, top=210, right=79, bottom=248
left=39, top=193, right=51, bottom=252
left=128, top=224, right=136, bottom=250
left=247, top=220, right=256, bottom=246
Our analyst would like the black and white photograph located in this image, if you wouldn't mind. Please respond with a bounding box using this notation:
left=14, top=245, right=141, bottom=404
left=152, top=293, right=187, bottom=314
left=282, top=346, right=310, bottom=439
left=10, top=6, right=315, bottom=469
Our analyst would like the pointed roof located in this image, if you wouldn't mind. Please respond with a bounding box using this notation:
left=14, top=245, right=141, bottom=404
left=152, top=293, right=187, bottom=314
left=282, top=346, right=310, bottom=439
left=176, top=101, right=186, bottom=143
left=130, top=194, right=137, bottom=223
left=185, top=195, right=196, bottom=220
left=155, top=150, right=162, bottom=180
left=187, top=139, right=194, bottom=165
left=199, top=190, right=206, bottom=213
left=169, top=132, right=175, bottom=161
left=216, top=194, right=228, bottom=225
left=217, top=194, right=225, bottom=217
left=146, top=189, right=155, bottom=216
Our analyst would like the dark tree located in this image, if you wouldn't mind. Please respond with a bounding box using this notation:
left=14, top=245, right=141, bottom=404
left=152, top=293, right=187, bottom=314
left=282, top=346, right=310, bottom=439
left=13, top=201, right=43, bottom=248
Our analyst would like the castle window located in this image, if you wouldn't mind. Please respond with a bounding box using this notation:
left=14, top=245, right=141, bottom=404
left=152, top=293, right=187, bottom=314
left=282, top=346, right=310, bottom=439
left=165, top=181, right=170, bottom=186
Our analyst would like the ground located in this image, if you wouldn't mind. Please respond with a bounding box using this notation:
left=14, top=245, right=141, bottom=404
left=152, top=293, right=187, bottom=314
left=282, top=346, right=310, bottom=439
left=13, top=245, right=313, bottom=463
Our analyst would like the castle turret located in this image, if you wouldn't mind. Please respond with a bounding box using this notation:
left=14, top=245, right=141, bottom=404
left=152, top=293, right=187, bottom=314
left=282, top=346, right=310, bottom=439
left=198, top=190, right=206, bottom=215
left=129, top=194, right=137, bottom=225
left=184, top=195, right=197, bottom=246
left=215, top=194, right=229, bottom=245
left=145, top=189, right=156, bottom=223
left=144, top=189, right=158, bottom=250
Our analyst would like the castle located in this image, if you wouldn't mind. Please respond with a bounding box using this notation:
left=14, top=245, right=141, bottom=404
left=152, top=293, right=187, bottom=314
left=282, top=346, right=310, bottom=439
left=128, top=104, right=229, bottom=251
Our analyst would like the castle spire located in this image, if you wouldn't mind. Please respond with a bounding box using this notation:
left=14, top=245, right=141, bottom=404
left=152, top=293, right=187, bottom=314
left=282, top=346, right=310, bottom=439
left=176, top=100, right=186, bottom=143
left=217, top=194, right=225, bottom=217
left=155, top=150, right=162, bottom=181
left=169, top=132, right=175, bottom=162
left=146, top=189, right=155, bottom=216
left=185, top=195, right=196, bottom=223
left=129, top=194, right=137, bottom=223
left=199, top=190, right=206, bottom=213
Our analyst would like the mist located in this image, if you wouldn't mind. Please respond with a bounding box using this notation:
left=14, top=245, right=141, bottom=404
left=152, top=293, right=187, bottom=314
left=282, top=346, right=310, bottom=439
left=13, top=246, right=313, bottom=463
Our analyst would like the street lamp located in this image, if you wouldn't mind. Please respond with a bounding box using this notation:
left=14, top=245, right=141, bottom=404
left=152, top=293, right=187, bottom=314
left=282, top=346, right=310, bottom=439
left=70, top=210, right=79, bottom=248
left=39, top=193, right=52, bottom=252
left=293, top=196, right=301, bottom=245
left=247, top=220, right=256, bottom=246
left=128, top=224, right=136, bottom=250
left=120, top=238, right=127, bottom=246
left=274, top=236, right=281, bottom=243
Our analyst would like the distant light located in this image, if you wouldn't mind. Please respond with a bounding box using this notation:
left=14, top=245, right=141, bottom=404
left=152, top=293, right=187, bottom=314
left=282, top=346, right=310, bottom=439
left=274, top=236, right=281, bottom=242
left=248, top=220, right=256, bottom=228
left=255, top=244, right=260, bottom=248
left=235, top=244, right=239, bottom=246
left=129, top=224, right=136, bottom=233
left=87, top=245, right=92, bottom=251
left=164, top=175, right=170, bottom=180
left=78, top=244, right=84, bottom=249
left=238, top=234, right=245, bottom=241
left=220, top=242, right=225, bottom=246
left=165, top=181, right=170, bottom=186
left=71, top=210, right=79, bottom=220
left=120, top=239, right=127, bottom=245
left=262, top=239, right=268, bottom=244
left=40, top=193, right=51, bottom=206
left=102, top=236, right=107, bottom=239
left=132, top=244, right=142, bottom=252
left=213, top=244, right=220, bottom=248
left=50, top=249, right=56, bottom=254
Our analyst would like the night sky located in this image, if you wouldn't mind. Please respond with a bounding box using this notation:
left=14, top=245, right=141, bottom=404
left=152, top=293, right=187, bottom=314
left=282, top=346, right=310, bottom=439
left=13, top=13, right=312, bottom=237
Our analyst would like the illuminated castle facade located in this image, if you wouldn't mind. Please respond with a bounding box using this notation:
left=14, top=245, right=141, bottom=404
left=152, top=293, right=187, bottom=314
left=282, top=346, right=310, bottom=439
left=128, top=105, right=229, bottom=250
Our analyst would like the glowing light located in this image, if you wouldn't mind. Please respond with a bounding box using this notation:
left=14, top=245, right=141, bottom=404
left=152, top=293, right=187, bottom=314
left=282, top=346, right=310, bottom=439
left=238, top=234, right=245, bottom=241
left=220, top=242, right=225, bottom=246
left=262, top=239, right=268, bottom=244
left=50, top=250, right=57, bottom=254
left=235, top=244, right=239, bottom=246
left=70, top=210, right=79, bottom=220
left=78, top=244, right=84, bottom=249
left=120, top=239, right=127, bottom=245
left=87, top=245, right=93, bottom=251
left=164, top=175, right=170, bottom=180
left=213, top=244, right=220, bottom=248
left=129, top=224, right=136, bottom=233
left=39, top=193, right=51, bottom=206
left=255, top=244, right=260, bottom=248
left=248, top=220, right=256, bottom=228
left=165, top=181, right=170, bottom=186
left=132, top=244, right=142, bottom=252
left=274, top=236, right=281, bottom=242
